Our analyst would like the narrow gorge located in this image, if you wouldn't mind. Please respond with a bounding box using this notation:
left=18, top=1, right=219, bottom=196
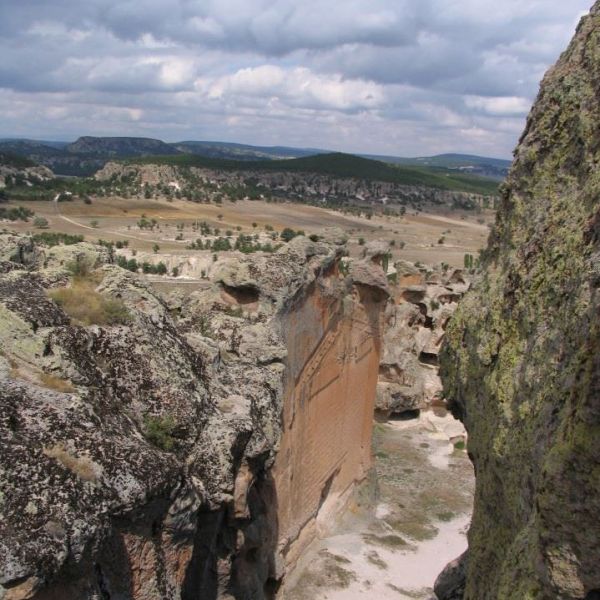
left=1, top=3, right=600, bottom=600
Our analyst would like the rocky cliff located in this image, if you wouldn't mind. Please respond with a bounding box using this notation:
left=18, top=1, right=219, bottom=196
left=0, top=156, right=54, bottom=189
left=377, top=259, right=469, bottom=419
left=439, top=4, right=600, bottom=599
left=95, top=161, right=494, bottom=211
left=0, top=231, right=388, bottom=599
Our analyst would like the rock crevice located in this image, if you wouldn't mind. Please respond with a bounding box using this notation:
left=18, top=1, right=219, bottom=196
left=0, top=233, right=388, bottom=599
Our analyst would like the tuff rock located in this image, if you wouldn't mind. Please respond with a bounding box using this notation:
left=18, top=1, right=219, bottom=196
left=0, top=232, right=388, bottom=599
left=440, top=5, right=600, bottom=598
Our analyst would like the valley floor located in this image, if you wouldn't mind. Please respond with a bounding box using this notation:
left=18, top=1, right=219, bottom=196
left=5, top=196, right=490, bottom=267
left=282, top=410, right=474, bottom=600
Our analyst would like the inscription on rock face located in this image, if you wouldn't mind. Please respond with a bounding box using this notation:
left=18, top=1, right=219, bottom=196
left=274, top=285, right=384, bottom=568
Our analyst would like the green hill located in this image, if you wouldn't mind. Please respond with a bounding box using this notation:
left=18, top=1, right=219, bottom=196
left=0, top=151, right=37, bottom=169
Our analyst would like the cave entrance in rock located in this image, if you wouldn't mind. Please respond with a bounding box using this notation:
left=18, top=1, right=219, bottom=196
left=221, top=283, right=259, bottom=305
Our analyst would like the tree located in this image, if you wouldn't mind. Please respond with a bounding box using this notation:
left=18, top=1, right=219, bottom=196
left=153, top=243, right=160, bottom=254
left=33, top=216, right=49, bottom=229
left=280, top=228, right=298, bottom=243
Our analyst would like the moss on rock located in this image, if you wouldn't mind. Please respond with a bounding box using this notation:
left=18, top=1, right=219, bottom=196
left=440, top=4, right=600, bottom=598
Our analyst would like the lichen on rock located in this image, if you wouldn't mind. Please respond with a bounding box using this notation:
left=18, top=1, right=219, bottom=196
left=0, top=231, right=388, bottom=599
left=440, top=4, right=600, bottom=598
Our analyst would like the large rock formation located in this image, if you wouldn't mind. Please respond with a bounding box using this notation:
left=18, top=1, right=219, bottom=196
left=0, top=232, right=388, bottom=599
left=95, top=160, right=494, bottom=210
left=376, top=260, right=469, bottom=419
left=0, top=158, right=54, bottom=189
left=440, top=5, right=600, bottom=599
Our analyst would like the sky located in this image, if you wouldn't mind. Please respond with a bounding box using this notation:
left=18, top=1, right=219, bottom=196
left=0, top=0, right=593, bottom=158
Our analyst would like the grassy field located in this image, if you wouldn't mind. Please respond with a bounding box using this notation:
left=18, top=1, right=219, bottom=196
left=4, top=194, right=491, bottom=267
left=129, top=152, right=500, bottom=196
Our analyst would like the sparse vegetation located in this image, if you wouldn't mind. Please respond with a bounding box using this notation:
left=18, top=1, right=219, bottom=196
left=49, top=275, right=130, bottom=326
left=0, top=206, right=34, bottom=221
left=43, top=443, right=98, bottom=482
left=33, top=216, right=49, bottom=228
left=39, top=372, right=75, bottom=393
left=280, top=227, right=304, bottom=242
left=33, top=232, right=84, bottom=246
left=143, top=414, right=176, bottom=451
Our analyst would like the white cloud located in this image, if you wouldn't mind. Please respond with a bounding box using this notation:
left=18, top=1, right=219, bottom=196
left=203, top=66, right=385, bottom=111
left=0, top=0, right=593, bottom=156
left=465, top=95, right=532, bottom=116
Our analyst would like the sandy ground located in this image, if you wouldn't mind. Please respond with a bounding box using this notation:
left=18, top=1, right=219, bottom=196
left=5, top=196, right=491, bottom=267
left=283, top=411, right=474, bottom=600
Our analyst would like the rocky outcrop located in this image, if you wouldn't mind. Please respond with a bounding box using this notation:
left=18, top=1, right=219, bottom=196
left=440, top=5, right=600, bottom=599
left=0, top=232, right=388, bottom=599
left=0, top=161, right=54, bottom=189
left=95, top=161, right=494, bottom=210
left=434, top=552, right=468, bottom=600
left=376, top=260, right=469, bottom=419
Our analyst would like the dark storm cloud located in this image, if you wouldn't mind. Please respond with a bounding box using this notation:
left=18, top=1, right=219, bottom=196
left=0, top=0, right=593, bottom=156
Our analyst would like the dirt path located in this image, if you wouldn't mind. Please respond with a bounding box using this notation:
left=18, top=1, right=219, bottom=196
left=413, top=213, right=488, bottom=231
left=53, top=196, right=164, bottom=244
left=283, top=411, right=474, bottom=600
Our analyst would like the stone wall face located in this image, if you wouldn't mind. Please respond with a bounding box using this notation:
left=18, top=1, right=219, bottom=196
left=376, top=261, right=469, bottom=419
left=273, top=273, right=385, bottom=568
left=439, top=5, right=600, bottom=598
left=0, top=233, right=387, bottom=600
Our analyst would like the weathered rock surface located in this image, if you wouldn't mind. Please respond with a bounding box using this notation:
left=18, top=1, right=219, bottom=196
left=95, top=161, right=495, bottom=210
left=0, top=232, right=388, bottom=599
left=434, top=551, right=468, bottom=600
left=376, top=261, right=469, bottom=419
left=440, top=5, right=600, bottom=598
left=0, top=162, right=54, bottom=189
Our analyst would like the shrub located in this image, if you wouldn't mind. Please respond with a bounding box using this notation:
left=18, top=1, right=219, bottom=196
left=280, top=227, right=299, bottom=242
left=49, top=278, right=130, bottom=326
left=33, top=216, right=49, bottom=229
left=116, top=256, right=139, bottom=272
left=33, top=232, right=84, bottom=247
left=143, top=414, right=176, bottom=451
left=0, top=206, right=34, bottom=221
left=66, top=256, right=94, bottom=278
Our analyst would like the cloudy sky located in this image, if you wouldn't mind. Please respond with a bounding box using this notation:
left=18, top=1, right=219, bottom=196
left=0, top=0, right=592, bottom=158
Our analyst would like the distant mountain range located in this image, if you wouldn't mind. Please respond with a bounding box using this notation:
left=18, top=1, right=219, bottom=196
left=0, top=136, right=512, bottom=180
